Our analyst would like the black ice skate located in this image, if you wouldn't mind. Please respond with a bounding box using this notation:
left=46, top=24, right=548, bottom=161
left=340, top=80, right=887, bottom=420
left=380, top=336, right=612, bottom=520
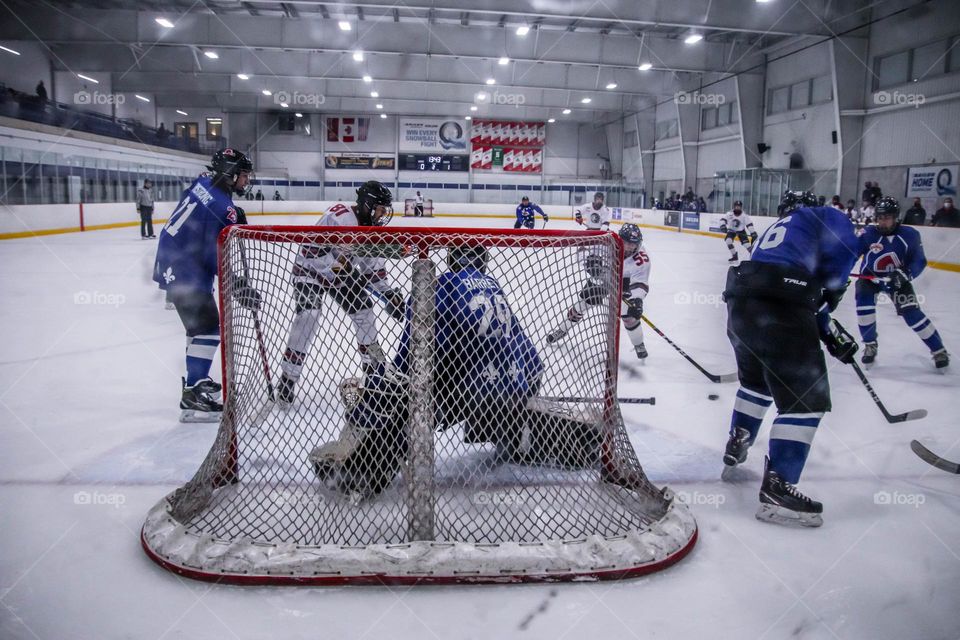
left=634, top=343, right=648, bottom=360
left=756, top=457, right=823, bottom=528
left=861, top=342, right=878, bottom=367
left=180, top=377, right=223, bottom=423
left=720, top=427, right=752, bottom=481
left=932, top=349, right=949, bottom=371
left=277, top=374, right=296, bottom=408
left=546, top=326, right=568, bottom=345
left=728, top=255, right=739, bottom=263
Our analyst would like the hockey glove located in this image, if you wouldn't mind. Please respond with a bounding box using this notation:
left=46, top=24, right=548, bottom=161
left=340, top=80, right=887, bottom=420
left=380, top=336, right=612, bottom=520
left=749, top=232, right=758, bottom=245
left=233, top=278, right=262, bottom=311
left=234, top=206, right=248, bottom=225
left=542, top=214, right=549, bottom=223
left=382, top=288, right=406, bottom=321
left=622, top=296, right=643, bottom=320
left=822, top=319, right=858, bottom=364
left=575, top=211, right=584, bottom=225
left=887, top=269, right=910, bottom=291
left=820, top=283, right=849, bottom=313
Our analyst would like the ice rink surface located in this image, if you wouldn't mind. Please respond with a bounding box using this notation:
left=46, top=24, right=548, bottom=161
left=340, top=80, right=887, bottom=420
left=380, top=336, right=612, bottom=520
left=2, top=214, right=959, bottom=639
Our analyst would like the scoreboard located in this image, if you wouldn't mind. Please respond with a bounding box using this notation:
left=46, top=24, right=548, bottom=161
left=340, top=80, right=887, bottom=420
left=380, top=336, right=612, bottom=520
left=400, top=154, right=469, bottom=172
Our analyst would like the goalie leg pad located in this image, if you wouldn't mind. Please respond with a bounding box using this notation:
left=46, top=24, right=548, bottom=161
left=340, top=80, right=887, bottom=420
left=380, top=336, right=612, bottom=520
left=515, top=398, right=603, bottom=469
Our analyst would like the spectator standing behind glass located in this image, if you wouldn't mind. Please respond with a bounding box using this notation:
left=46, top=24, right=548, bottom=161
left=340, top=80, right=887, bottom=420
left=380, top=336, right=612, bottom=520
left=903, top=198, right=927, bottom=226
left=273, top=190, right=283, bottom=201
left=137, top=179, right=156, bottom=239
left=255, top=189, right=264, bottom=201
left=35, top=80, right=47, bottom=102
left=932, top=197, right=960, bottom=227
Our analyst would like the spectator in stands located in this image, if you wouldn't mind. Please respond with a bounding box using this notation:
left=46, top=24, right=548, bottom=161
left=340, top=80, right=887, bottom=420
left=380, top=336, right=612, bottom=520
left=35, top=80, right=47, bottom=102
left=859, top=199, right=875, bottom=225
left=255, top=189, right=264, bottom=201
left=932, top=197, right=959, bottom=227
left=136, top=179, right=156, bottom=239
left=696, top=196, right=707, bottom=213
left=903, top=198, right=927, bottom=226
left=273, top=190, right=283, bottom=201
left=683, top=186, right=695, bottom=203
left=862, top=181, right=882, bottom=206
left=817, top=195, right=827, bottom=206
left=830, top=195, right=843, bottom=210
left=156, top=122, right=169, bottom=142
left=844, top=199, right=858, bottom=222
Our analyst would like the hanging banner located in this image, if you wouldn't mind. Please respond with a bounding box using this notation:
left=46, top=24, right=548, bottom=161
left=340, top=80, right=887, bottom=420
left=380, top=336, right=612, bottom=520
left=399, top=117, right=469, bottom=152
left=905, top=164, right=958, bottom=198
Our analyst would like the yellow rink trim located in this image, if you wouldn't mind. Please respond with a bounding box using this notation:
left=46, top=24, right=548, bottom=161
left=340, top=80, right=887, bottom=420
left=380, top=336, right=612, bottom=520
left=3, top=212, right=960, bottom=274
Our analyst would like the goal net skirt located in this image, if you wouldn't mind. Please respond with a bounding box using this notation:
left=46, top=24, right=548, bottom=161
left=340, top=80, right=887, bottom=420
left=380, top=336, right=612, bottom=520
left=141, top=226, right=697, bottom=584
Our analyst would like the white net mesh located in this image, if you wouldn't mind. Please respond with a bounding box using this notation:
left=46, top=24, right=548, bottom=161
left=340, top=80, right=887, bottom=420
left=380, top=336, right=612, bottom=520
left=141, top=226, right=697, bottom=584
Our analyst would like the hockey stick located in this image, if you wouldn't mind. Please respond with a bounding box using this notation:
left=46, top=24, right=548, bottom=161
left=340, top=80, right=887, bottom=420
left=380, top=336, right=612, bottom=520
left=850, top=273, right=891, bottom=282
left=237, top=240, right=276, bottom=402
left=542, top=395, right=655, bottom=405
left=850, top=361, right=926, bottom=423
left=910, top=440, right=960, bottom=474
left=641, top=315, right=738, bottom=383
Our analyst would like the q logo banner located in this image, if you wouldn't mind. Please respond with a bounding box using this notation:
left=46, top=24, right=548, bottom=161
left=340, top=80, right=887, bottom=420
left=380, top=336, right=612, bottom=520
left=906, top=164, right=958, bottom=197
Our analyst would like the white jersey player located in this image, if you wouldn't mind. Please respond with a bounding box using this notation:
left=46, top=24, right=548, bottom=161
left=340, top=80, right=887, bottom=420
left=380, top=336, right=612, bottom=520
left=574, top=192, right=611, bottom=230
left=278, top=181, right=404, bottom=407
left=547, top=224, right=651, bottom=361
left=719, top=201, right=758, bottom=263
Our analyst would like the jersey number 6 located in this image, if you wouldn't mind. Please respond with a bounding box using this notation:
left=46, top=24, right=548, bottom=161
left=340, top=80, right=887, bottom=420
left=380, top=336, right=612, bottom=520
left=758, top=215, right=792, bottom=251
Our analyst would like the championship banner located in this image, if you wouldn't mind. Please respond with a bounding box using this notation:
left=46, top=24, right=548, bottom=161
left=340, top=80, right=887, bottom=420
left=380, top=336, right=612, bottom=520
left=470, top=120, right=545, bottom=173
left=906, top=164, right=958, bottom=198
left=324, top=154, right=395, bottom=170
left=400, top=117, right=469, bottom=152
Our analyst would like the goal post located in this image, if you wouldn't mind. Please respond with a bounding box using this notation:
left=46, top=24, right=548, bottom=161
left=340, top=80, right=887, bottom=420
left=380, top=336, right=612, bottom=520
left=141, top=226, right=697, bottom=585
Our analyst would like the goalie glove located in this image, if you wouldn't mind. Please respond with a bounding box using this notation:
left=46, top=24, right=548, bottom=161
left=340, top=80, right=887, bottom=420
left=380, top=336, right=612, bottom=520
left=233, top=278, right=262, bottom=311
left=821, top=318, right=858, bottom=364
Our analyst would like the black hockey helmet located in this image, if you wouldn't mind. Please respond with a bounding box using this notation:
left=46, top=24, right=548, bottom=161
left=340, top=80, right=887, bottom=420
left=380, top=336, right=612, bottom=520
left=777, top=190, right=817, bottom=217
left=447, top=244, right=489, bottom=273
left=208, top=148, right=253, bottom=195
left=733, top=200, right=743, bottom=213
left=875, top=196, right=901, bottom=234
left=619, top=223, right=643, bottom=247
left=355, top=180, right=394, bottom=226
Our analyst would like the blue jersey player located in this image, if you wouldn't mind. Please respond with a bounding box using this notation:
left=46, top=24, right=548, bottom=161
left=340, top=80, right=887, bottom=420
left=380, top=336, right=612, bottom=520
left=514, top=196, right=549, bottom=229
left=308, top=245, right=602, bottom=498
left=855, top=197, right=949, bottom=370
left=153, top=148, right=260, bottom=422
left=722, top=191, right=860, bottom=527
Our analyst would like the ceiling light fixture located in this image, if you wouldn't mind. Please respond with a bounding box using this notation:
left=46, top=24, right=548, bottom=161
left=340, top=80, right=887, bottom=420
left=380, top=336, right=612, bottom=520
left=605, top=82, right=617, bottom=90
left=352, top=51, right=364, bottom=62
left=76, top=73, right=99, bottom=84
left=203, top=50, right=219, bottom=59
left=135, top=94, right=150, bottom=103
left=516, top=26, right=530, bottom=36
left=684, top=33, right=703, bottom=44
left=338, top=21, right=351, bottom=31
left=155, top=18, right=174, bottom=28
left=562, top=108, right=571, bottom=115
left=638, top=62, right=652, bottom=71
left=176, top=109, right=188, bottom=116
left=237, top=73, right=250, bottom=80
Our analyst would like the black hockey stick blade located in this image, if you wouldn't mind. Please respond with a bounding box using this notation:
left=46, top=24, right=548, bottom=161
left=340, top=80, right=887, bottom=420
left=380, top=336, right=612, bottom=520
left=850, top=361, right=926, bottom=423
left=542, top=396, right=655, bottom=405
left=910, top=440, right=960, bottom=474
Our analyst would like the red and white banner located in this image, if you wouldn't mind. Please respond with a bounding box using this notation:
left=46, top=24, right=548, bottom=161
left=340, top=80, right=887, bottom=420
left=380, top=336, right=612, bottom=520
left=469, top=120, right=545, bottom=173
left=326, top=117, right=370, bottom=143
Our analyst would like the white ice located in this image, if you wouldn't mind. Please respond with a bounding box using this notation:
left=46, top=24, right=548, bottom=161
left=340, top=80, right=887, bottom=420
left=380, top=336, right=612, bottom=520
left=1, top=215, right=959, bottom=639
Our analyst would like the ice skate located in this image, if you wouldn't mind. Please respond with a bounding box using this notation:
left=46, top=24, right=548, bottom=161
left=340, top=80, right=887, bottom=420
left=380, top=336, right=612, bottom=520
left=932, top=348, right=949, bottom=371
left=755, top=457, right=823, bottom=528
left=861, top=342, right=877, bottom=367
left=546, top=326, right=568, bottom=345
left=180, top=377, right=223, bottom=423
left=721, top=427, right=752, bottom=481
left=634, top=343, right=648, bottom=360
left=277, top=374, right=296, bottom=409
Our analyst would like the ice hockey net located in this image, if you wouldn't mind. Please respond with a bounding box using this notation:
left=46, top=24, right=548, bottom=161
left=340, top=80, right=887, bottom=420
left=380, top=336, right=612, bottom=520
left=141, top=226, right=697, bottom=585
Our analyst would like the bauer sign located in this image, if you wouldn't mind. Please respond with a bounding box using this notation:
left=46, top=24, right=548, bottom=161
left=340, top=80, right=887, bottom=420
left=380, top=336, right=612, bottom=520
left=906, top=164, right=958, bottom=198
left=400, top=118, right=469, bottom=152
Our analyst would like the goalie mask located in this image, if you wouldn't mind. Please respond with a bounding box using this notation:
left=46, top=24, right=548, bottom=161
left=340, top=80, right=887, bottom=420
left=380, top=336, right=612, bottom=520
left=355, top=180, right=394, bottom=226
left=208, top=148, right=253, bottom=195
left=447, top=244, right=489, bottom=273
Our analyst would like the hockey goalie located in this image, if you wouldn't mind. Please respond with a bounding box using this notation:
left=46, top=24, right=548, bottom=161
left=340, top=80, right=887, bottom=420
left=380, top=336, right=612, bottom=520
left=307, top=244, right=604, bottom=498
